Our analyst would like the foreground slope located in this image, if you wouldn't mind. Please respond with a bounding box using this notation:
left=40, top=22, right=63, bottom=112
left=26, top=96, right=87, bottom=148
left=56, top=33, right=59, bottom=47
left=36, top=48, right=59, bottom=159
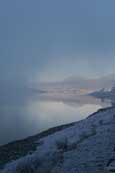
left=0, top=107, right=115, bottom=173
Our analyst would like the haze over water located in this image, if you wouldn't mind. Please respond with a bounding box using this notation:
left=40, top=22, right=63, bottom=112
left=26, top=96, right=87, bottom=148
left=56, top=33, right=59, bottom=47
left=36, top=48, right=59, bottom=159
left=1, top=0, right=115, bottom=147
left=0, top=89, right=111, bottom=146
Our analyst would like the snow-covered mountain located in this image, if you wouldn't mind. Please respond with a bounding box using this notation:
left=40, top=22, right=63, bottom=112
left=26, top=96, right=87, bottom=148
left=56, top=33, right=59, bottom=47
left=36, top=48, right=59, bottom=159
left=90, top=87, right=115, bottom=104
left=0, top=107, right=115, bottom=173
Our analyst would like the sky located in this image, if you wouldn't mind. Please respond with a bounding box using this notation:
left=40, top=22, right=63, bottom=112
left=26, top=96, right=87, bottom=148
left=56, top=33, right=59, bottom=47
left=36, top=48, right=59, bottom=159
left=0, top=0, right=115, bottom=85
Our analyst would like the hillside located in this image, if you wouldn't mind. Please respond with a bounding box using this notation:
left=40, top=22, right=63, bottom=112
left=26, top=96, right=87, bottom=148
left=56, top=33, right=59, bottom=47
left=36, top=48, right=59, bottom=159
left=0, top=107, right=115, bottom=173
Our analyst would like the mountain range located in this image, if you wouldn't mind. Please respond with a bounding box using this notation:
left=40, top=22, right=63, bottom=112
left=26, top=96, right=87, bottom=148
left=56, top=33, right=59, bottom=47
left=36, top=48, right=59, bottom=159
left=34, top=74, right=115, bottom=95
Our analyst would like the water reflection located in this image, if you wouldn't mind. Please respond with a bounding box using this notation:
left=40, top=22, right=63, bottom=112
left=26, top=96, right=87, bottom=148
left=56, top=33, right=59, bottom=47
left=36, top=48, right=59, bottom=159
left=0, top=90, right=112, bottom=145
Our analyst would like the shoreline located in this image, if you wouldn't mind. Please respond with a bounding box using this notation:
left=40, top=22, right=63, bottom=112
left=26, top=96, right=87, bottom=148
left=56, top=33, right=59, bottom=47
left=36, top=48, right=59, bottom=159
left=0, top=106, right=113, bottom=169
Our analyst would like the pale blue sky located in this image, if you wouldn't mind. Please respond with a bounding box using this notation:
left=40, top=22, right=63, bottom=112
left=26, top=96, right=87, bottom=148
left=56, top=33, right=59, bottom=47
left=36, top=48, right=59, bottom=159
left=0, top=0, right=115, bottom=84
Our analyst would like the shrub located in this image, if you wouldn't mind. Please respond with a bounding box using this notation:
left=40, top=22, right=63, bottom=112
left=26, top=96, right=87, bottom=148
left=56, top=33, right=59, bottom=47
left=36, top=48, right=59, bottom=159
left=56, top=138, right=68, bottom=151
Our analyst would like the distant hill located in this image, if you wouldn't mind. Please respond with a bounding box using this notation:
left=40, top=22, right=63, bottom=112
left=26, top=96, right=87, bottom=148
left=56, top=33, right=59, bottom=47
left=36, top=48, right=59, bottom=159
left=34, top=74, right=115, bottom=95
left=62, top=74, right=115, bottom=90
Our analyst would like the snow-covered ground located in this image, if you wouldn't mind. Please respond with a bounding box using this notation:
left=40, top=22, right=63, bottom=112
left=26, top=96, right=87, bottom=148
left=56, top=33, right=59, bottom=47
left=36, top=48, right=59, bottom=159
left=0, top=107, right=115, bottom=173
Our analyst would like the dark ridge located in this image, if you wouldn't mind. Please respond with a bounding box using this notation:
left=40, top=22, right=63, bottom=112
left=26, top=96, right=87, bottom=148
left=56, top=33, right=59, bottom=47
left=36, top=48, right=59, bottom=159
left=87, top=106, right=114, bottom=119
left=0, top=122, right=75, bottom=169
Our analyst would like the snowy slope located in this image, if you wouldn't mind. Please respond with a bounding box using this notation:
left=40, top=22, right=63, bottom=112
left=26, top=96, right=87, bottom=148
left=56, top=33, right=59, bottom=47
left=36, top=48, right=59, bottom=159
left=0, top=107, right=115, bottom=173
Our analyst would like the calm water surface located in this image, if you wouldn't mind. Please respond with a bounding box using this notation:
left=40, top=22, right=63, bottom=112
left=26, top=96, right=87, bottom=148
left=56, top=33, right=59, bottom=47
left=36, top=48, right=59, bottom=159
left=0, top=90, right=111, bottom=145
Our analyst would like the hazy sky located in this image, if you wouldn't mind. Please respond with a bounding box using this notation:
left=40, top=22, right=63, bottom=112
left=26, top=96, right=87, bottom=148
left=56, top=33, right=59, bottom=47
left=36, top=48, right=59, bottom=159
left=1, top=0, right=115, bottom=84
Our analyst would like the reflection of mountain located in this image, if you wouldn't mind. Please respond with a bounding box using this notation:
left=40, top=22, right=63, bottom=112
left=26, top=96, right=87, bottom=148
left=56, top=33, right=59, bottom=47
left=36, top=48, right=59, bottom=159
left=63, top=96, right=111, bottom=109
left=37, top=94, right=111, bottom=108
